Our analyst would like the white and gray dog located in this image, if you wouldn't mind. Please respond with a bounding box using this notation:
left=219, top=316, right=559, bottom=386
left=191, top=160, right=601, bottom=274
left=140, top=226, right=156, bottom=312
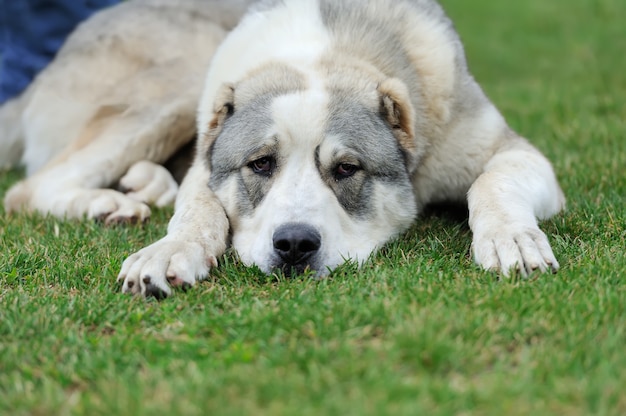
left=0, top=0, right=565, bottom=298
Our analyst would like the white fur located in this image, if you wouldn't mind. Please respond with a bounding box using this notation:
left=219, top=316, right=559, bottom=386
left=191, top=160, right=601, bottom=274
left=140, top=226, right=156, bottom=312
left=21, top=90, right=99, bottom=175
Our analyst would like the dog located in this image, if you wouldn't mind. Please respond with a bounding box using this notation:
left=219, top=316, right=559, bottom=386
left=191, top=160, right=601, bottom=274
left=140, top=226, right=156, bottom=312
left=1, top=0, right=565, bottom=298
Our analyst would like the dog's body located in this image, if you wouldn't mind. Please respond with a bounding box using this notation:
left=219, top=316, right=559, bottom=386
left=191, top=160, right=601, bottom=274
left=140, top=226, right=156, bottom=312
left=1, top=0, right=565, bottom=297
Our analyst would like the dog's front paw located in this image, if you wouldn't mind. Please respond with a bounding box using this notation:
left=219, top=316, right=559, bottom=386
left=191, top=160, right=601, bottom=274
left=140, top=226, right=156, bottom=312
left=472, top=224, right=559, bottom=277
left=119, top=160, right=178, bottom=207
left=117, top=238, right=217, bottom=299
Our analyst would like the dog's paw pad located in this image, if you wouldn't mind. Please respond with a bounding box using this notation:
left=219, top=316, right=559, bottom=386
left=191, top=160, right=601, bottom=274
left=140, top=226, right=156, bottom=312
left=166, top=274, right=187, bottom=287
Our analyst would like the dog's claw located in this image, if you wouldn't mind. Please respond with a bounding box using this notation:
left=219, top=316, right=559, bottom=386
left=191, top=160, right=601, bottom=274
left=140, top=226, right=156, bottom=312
left=144, top=284, right=168, bottom=300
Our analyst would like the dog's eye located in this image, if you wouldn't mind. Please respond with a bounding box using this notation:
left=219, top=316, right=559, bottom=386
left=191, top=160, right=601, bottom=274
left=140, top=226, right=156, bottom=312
left=248, top=156, right=274, bottom=176
left=334, top=163, right=359, bottom=180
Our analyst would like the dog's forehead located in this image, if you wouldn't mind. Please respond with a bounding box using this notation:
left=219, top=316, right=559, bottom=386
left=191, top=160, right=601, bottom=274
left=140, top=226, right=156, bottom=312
left=269, top=88, right=329, bottom=150
left=269, top=82, right=391, bottom=150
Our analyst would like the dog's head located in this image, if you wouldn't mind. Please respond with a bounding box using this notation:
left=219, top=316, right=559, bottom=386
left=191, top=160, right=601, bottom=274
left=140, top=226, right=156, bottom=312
left=202, top=63, right=418, bottom=276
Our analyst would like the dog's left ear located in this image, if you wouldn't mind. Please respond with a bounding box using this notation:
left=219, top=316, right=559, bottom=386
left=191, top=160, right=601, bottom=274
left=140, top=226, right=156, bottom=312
left=206, top=83, right=235, bottom=140
left=378, top=78, right=418, bottom=171
left=200, top=83, right=235, bottom=164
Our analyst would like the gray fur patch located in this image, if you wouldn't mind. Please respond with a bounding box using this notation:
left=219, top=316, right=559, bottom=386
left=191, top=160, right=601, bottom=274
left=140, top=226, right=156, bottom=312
left=209, top=95, right=276, bottom=213
left=321, top=92, right=414, bottom=217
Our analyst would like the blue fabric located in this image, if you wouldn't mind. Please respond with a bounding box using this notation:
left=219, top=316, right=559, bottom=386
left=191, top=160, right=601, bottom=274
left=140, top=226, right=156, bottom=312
left=0, top=0, right=119, bottom=104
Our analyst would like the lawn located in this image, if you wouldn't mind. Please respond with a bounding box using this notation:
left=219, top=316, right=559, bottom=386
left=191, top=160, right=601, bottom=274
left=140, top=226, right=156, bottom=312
left=1, top=0, right=625, bottom=414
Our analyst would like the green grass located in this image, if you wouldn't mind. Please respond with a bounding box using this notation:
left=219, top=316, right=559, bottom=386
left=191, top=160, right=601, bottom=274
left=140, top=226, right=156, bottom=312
left=1, top=0, right=625, bottom=414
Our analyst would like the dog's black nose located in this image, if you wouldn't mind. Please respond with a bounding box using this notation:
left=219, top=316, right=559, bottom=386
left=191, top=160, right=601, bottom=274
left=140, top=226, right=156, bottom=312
left=273, top=223, right=321, bottom=272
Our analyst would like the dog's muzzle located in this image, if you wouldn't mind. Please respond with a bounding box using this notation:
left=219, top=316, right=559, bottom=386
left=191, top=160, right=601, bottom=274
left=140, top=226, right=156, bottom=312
left=272, top=222, right=321, bottom=276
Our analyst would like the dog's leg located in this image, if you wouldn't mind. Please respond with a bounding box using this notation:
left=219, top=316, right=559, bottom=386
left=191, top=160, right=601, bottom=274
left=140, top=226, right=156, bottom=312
left=117, top=162, right=229, bottom=298
left=468, top=135, right=565, bottom=276
left=4, top=91, right=197, bottom=223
